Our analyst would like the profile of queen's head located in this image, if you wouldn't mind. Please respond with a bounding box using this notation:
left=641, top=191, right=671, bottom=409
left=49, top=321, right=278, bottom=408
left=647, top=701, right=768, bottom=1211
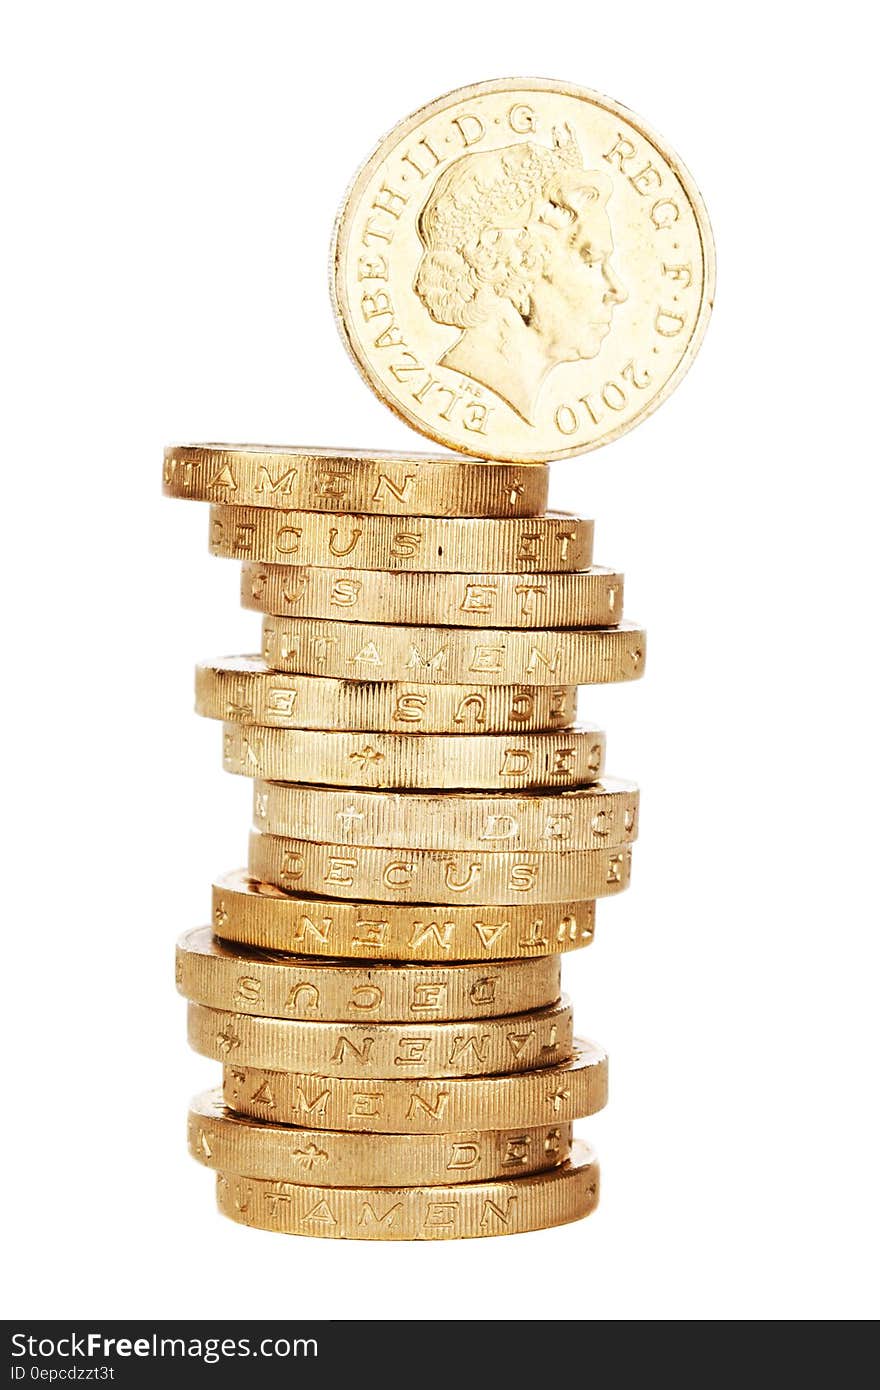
left=414, top=127, right=627, bottom=424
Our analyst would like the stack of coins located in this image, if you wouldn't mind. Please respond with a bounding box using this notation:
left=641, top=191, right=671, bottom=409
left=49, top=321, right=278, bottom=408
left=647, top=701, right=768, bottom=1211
left=166, top=76, right=713, bottom=1239
left=166, top=443, right=642, bottom=1239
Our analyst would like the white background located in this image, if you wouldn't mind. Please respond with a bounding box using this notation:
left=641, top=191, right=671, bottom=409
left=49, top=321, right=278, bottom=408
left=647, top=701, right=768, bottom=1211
left=2, top=0, right=877, bottom=1322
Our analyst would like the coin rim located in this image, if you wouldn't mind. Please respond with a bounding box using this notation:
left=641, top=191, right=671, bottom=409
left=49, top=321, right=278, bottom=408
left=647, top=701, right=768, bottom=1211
left=211, top=869, right=597, bottom=961
left=163, top=444, right=549, bottom=517
left=176, top=926, right=562, bottom=1020
left=189, top=1088, right=573, bottom=1183
left=252, top=776, right=639, bottom=850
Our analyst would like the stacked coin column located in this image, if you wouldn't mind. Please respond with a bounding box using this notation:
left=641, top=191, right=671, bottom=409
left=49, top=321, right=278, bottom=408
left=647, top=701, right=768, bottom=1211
left=166, top=443, right=643, bottom=1240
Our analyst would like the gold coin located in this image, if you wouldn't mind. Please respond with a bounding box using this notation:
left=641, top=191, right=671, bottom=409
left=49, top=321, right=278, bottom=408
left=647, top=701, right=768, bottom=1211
left=215, top=1140, right=598, bottom=1239
left=196, top=656, right=577, bottom=733
left=209, top=503, right=593, bottom=572
left=223, top=1038, right=607, bottom=1131
left=188, top=999, right=573, bottom=1078
left=189, top=1089, right=571, bottom=1185
left=164, top=443, right=549, bottom=517
left=222, top=722, right=604, bottom=789
left=242, top=561, right=624, bottom=628
left=249, top=831, right=632, bottom=907
left=176, top=926, right=561, bottom=1021
left=253, top=777, right=639, bottom=852
left=212, top=870, right=595, bottom=961
left=262, top=614, right=646, bottom=686
left=331, top=78, right=714, bottom=463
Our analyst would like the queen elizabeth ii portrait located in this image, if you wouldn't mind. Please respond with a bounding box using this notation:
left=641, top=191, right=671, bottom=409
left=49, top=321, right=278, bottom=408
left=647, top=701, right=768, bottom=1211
left=414, top=127, right=627, bottom=424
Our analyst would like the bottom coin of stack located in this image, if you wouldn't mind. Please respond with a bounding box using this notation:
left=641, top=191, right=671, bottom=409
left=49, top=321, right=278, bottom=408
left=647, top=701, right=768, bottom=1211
left=177, top=926, right=608, bottom=1239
